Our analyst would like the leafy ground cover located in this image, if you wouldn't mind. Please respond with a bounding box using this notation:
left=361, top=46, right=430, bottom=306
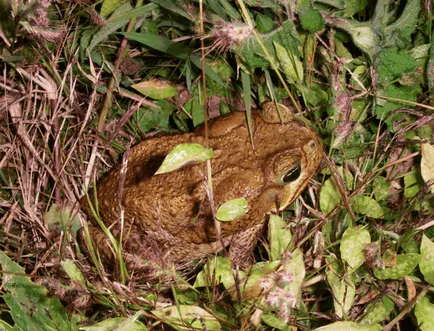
left=1, top=0, right=434, bottom=330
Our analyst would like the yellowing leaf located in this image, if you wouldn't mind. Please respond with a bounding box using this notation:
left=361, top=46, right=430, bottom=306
left=132, top=79, right=178, bottom=99
left=421, top=143, right=434, bottom=193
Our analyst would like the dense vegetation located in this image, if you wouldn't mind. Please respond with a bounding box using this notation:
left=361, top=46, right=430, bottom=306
left=0, top=0, right=434, bottom=330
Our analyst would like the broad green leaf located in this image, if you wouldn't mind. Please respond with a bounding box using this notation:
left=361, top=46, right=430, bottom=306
left=374, top=253, right=420, bottom=279
left=216, top=198, right=248, bottom=222
left=421, top=143, right=434, bottom=193
left=340, top=227, right=371, bottom=272
left=155, top=143, right=213, bottom=174
left=326, top=269, right=355, bottom=318
left=0, top=252, right=76, bottom=331
left=373, top=176, right=390, bottom=202
left=274, top=42, right=303, bottom=83
left=350, top=196, right=384, bottom=218
left=299, top=8, right=324, bottom=32
left=256, top=14, right=275, bottom=33
left=131, top=80, right=178, bottom=99
left=415, top=296, right=434, bottom=331
left=420, top=235, right=434, bottom=285
left=261, top=313, right=290, bottom=330
left=343, top=0, right=367, bottom=17
left=360, top=296, right=394, bottom=325
left=101, top=0, right=126, bottom=16
left=82, top=313, right=147, bottom=331
left=61, top=260, right=86, bottom=287
left=133, top=101, right=174, bottom=133
left=268, top=215, right=293, bottom=261
left=314, top=321, right=382, bottom=331
left=404, top=170, right=422, bottom=199
left=152, top=305, right=221, bottom=331
left=378, top=48, right=417, bottom=82
left=320, top=177, right=341, bottom=215
left=282, top=248, right=305, bottom=303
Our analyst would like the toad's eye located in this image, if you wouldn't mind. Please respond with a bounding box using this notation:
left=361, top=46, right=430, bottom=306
left=309, top=140, right=316, bottom=149
left=282, top=163, right=301, bottom=183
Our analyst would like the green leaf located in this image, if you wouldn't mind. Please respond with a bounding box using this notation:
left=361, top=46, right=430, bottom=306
left=404, top=170, right=423, bottom=199
left=282, top=248, right=305, bottom=302
left=378, top=48, right=417, bottom=83
left=152, top=305, right=221, bottom=331
left=194, top=257, right=240, bottom=289
left=415, top=296, right=434, bottom=331
left=420, top=235, right=434, bottom=285
left=375, top=83, right=422, bottom=128
left=82, top=312, right=147, bottom=331
left=218, top=0, right=241, bottom=19
left=215, top=198, right=248, bottom=222
left=261, top=313, right=290, bottom=330
left=320, top=177, right=341, bottom=215
left=88, top=3, right=157, bottom=52
left=0, top=251, right=76, bottom=331
left=340, top=226, right=371, bottom=272
left=131, top=80, right=178, bottom=99
left=0, top=320, right=13, bottom=331
left=100, top=0, right=126, bottom=17
left=384, top=0, right=420, bottom=49
left=122, top=32, right=189, bottom=59
left=256, top=14, right=275, bottom=33
left=326, top=268, right=355, bottom=318
left=133, top=101, right=174, bottom=133
left=314, top=321, right=382, bottom=331
left=299, top=8, right=324, bottom=32
left=274, top=42, right=303, bottom=83
left=268, top=215, right=293, bottom=261
left=421, top=143, right=434, bottom=193
left=373, top=176, right=390, bottom=202
left=374, top=253, right=420, bottom=279
left=360, top=296, right=394, bottom=325
left=149, top=0, right=191, bottom=20
left=155, top=143, right=213, bottom=174
left=343, top=0, right=367, bottom=17
left=350, top=196, right=384, bottom=218
left=61, top=260, right=87, bottom=287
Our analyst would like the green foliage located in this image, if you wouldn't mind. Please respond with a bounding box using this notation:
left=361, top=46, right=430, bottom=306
left=155, top=143, right=213, bottom=174
left=0, top=252, right=78, bottom=331
left=215, top=198, right=248, bottom=222
left=1, top=0, right=434, bottom=329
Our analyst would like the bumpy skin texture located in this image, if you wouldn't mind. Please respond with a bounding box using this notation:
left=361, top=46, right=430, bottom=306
left=80, top=103, right=323, bottom=271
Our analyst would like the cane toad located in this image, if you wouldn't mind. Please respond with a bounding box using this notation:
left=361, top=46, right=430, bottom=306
left=80, top=102, right=323, bottom=271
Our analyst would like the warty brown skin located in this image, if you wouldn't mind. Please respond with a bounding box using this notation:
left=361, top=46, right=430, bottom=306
left=80, top=103, right=323, bottom=271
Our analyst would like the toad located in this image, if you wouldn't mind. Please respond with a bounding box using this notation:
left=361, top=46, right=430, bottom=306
left=80, top=102, right=323, bottom=272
